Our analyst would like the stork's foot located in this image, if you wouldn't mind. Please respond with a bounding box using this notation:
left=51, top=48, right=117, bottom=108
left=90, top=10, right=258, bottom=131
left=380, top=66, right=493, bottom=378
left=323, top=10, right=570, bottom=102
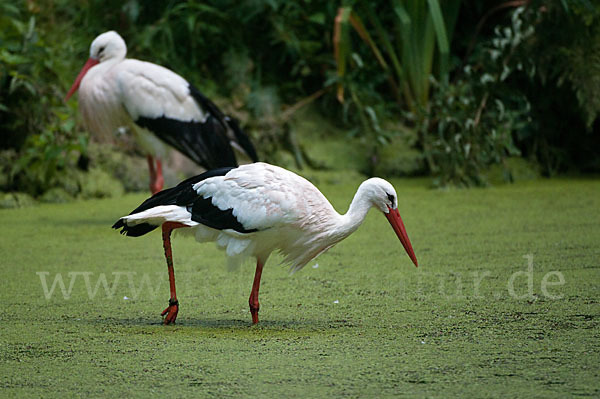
left=249, top=260, right=263, bottom=324
left=249, top=303, right=259, bottom=324
left=161, top=298, right=179, bottom=325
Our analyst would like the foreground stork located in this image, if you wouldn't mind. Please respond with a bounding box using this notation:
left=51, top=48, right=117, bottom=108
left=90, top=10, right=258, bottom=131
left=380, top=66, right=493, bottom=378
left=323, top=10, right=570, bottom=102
left=66, top=31, right=258, bottom=193
left=113, top=162, right=418, bottom=324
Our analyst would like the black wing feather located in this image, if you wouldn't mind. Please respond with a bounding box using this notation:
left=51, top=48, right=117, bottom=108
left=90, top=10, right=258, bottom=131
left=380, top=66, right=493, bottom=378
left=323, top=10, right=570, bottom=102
left=112, top=166, right=256, bottom=236
left=136, top=115, right=237, bottom=169
left=135, top=85, right=258, bottom=170
left=188, top=86, right=259, bottom=163
left=189, top=196, right=257, bottom=233
left=112, top=167, right=236, bottom=236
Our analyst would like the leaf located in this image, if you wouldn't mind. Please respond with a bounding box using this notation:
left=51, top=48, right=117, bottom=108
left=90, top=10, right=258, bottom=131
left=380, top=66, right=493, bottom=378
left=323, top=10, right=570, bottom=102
left=365, top=106, right=381, bottom=133
left=25, top=16, right=36, bottom=43
left=348, top=11, right=388, bottom=71
left=365, top=4, right=403, bottom=79
left=351, top=52, right=364, bottom=68
left=391, top=2, right=411, bottom=26
left=186, top=15, right=197, bottom=34
left=308, top=13, right=325, bottom=25
left=333, top=6, right=352, bottom=103
left=0, top=3, right=20, bottom=16
left=122, top=0, right=140, bottom=22
left=427, top=0, right=450, bottom=79
left=0, top=49, right=29, bottom=65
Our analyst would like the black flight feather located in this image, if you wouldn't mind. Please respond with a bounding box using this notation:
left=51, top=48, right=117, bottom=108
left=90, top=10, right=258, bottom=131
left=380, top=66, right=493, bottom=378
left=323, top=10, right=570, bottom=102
left=135, top=84, right=258, bottom=170
left=112, top=166, right=257, bottom=236
left=189, top=196, right=256, bottom=233
left=188, top=86, right=259, bottom=163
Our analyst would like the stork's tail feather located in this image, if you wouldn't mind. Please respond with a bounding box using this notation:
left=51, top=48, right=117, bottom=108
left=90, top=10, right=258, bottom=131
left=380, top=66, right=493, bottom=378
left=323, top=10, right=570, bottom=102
left=112, top=167, right=236, bottom=238
left=112, top=219, right=125, bottom=231
left=112, top=219, right=158, bottom=237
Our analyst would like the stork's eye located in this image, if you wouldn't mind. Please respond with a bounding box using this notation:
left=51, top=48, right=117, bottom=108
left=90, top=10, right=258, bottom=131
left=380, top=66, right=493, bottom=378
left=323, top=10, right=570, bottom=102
left=98, top=46, right=105, bottom=56
left=387, top=193, right=395, bottom=203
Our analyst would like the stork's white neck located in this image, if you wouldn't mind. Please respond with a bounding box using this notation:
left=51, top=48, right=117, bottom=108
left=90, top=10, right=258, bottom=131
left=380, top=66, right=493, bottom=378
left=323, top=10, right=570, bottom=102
left=80, top=58, right=120, bottom=90
left=333, top=182, right=378, bottom=240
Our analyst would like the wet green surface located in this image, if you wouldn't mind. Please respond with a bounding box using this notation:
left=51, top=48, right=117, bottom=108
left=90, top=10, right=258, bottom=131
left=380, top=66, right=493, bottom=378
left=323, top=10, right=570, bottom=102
left=0, top=175, right=598, bottom=397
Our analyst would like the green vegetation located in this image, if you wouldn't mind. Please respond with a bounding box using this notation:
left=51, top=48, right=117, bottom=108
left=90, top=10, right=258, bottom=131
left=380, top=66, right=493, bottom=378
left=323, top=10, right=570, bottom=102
left=1, top=1, right=599, bottom=199
left=1, top=175, right=598, bottom=397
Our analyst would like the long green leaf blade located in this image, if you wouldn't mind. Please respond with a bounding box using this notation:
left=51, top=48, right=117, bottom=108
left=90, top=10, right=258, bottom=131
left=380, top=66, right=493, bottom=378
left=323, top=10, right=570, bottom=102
left=349, top=11, right=389, bottom=71
left=427, top=0, right=450, bottom=79
left=334, top=6, right=352, bottom=102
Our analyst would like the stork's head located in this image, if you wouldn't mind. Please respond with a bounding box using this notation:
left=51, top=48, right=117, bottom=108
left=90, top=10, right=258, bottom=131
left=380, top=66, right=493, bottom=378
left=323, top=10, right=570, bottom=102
left=65, top=31, right=127, bottom=101
left=362, top=178, right=418, bottom=267
left=361, top=177, right=398, bottom=213
left=89, top=31, right=127, bottom=63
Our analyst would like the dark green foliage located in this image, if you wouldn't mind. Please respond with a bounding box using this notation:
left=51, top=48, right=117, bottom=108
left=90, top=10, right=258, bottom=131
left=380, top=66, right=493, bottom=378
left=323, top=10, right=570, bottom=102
left=1, top=0, right=598, bottom=193
left=0, top=2, right=90, bottom=197
left=9, top=116, right=86, bottom=196
left=332, top=1, right=530, bottom=184
left=513, top=0, right=600, bottom=175
left=529, top=0, right=600, bottom=128
left=333, top=1, right=600, bottom=184
left=422, top=77, right=525, bottom=187
left=0, top=3, right=58, bottom=149
left=332, top=0, right=461, bottom=175
left=422, top=6, right=534, bottom=186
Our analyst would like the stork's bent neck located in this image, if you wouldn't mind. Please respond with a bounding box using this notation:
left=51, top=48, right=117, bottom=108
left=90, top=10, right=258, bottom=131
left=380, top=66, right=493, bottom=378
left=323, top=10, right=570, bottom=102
left=336, top=185, right=374, bottom=239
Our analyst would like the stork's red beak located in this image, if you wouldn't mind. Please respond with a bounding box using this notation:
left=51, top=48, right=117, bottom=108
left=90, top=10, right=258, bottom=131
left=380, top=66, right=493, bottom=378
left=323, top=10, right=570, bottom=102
left=385, top=206, right=418, bottom=267
left=65, top=57, right=99, bottom=101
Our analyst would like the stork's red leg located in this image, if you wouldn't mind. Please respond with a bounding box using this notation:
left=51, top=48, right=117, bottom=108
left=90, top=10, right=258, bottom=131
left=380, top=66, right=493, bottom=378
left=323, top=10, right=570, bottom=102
left=147, top=155, right=156, bottom=193
left=248, top=260, right=264, bottom=324
left=147, top=155, right=164, bottom=194
left=160, top=222, right=187, bottom=324
left=154, top=158, right=164, bottom=193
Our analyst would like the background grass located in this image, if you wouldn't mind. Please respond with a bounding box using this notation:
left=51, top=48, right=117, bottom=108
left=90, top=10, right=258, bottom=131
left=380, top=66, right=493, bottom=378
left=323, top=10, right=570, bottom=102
left=0, top=174, right=598, bottom=398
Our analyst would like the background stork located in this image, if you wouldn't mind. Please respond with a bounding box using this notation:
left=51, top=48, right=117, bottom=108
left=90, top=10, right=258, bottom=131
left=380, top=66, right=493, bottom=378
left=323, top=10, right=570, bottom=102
left=113, top=162, right=418, bottom=325
left=66, top=31, right=258, bottom=193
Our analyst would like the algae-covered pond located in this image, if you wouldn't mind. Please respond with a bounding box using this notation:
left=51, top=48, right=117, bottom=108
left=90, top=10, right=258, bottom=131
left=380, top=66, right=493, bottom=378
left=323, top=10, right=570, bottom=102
left=0, top=175, right=598, bottom=398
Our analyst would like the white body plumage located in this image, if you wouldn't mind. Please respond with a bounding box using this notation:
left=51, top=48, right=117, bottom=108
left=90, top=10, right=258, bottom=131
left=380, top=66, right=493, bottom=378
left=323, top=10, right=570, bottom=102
left=78, top=57, right=208, bottom=158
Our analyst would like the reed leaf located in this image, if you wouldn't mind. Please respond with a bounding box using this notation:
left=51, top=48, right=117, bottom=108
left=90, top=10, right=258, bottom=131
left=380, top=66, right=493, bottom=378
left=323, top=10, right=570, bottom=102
left=335, top=0, right=461, bottom=115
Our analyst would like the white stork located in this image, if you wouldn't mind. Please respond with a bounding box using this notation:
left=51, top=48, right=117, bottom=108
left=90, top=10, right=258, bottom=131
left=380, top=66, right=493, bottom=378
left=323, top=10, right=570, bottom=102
left=113, top=162, right=418, bottom=324
left=65, top=31, right=258, bottom=194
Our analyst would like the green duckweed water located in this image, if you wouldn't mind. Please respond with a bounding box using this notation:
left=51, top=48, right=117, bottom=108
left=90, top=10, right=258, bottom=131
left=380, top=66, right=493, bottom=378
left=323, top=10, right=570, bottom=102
left=0, top=175, right=598, bottom=398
